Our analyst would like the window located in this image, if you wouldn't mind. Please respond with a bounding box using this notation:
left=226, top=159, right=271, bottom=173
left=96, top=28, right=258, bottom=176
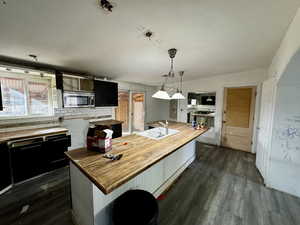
left=0, top=72, right=55, bottom=117
left=0, top=77, right=26, bottom=116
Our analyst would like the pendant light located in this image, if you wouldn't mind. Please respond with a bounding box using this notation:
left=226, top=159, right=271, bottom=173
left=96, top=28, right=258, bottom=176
left=152, top=76, right=171, bottom=100
left=168, top=48, right=177, bottom=78
left=152, top=48, right=185, bottom=100
left=171, top=71, right=185, bottom=100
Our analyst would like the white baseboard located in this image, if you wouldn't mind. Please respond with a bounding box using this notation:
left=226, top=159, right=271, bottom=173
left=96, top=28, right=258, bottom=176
left=153, top=155, right=195, bottom=198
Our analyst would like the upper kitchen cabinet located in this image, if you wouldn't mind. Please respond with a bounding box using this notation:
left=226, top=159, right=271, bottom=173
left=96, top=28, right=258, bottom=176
left=188, top=92, right=216, bottom=106
left=94, top=80, right=118, bottom=107
left=62, top=75, right=94, bottom=92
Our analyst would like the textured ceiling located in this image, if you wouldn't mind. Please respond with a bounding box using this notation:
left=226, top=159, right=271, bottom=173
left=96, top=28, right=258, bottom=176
left=0, top=0, right=299, bottom=85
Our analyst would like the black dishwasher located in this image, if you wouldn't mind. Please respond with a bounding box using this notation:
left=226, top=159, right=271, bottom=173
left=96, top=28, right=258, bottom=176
left=44, top=134, right=71, bottom=171
left=10, top=138, right=46, bottom=183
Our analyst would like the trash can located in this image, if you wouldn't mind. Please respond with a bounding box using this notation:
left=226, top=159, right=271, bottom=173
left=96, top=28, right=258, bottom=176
left=113, top=189, right=159, bottom=225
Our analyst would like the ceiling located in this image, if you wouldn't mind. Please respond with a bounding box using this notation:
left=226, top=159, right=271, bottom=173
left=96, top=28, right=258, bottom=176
left=0, top=0, right=299, bottom=85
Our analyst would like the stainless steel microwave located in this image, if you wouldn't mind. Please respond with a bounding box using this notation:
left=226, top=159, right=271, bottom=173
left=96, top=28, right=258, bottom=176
left=63, top=91, right=95, bottom=108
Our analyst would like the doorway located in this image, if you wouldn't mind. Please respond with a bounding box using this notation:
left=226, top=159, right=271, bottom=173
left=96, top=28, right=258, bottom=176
left=115, top=91, right=130, bottom=133
left=131, top=92, right=145, bottom=132
left=115, top=91, right=145, bottom=134
left=221, top=86, right=256, bottom=152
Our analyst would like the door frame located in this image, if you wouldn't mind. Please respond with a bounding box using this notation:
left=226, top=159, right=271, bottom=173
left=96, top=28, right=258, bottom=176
left=130, top=91, right=146, bottom=133
left=116, top=89, right=146, bottom=134
left=255, top=78, right=277, bottom=186
left=220, top=83, right=261, bottom=153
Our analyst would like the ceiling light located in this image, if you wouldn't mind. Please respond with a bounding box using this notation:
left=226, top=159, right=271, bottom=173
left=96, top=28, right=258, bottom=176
left=171, top=71, right=185, bottom=100
left=152, top=89, right=171, bottom=100
left=144, top=30, right=153, bottom=40
left=100, top=0, right=114, bottom=12
left=171, top=92, right=185, bottom=100
left=168, top=48, right=177, bottom=78
left=29, top=54, right=38, bottom=62
left=152, top=78, right=171, bottom=100
left=152, top=49, right=185, bottom=100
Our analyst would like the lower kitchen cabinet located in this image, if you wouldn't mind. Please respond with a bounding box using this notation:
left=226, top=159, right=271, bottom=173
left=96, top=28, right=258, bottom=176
left=10, top=137, right=45, bottom=183
left=164, top=141, right=196, bottom=179
left=0, top=143, right=12, bottom=194
left=44, top=134, right=71, bottom=171
left=135, top=160, right=164, bottom=193
left=8, top=134, right=71, bottom=184
left=134, top=140, right=196, bottom=194
left=111, top=123, right=122, bottom=139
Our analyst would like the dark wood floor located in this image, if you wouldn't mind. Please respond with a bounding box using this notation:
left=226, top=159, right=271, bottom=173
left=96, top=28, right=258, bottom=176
left=159, top=144, right=300, bottom=225
left=1, top=144, right=299, bottom=225
left=0, top=167, right=73, bottom=225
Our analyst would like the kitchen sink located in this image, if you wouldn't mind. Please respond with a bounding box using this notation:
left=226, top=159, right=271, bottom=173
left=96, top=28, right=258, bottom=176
left=137, top=127, right=179, bottom=140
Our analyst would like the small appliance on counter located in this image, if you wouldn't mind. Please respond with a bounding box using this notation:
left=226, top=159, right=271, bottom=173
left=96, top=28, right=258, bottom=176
left=87, top=125, right=113, bottom=153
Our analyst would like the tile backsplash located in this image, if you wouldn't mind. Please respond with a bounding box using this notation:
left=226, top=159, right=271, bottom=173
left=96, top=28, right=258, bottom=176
left=54, top=107, right=113, bottom=118
left=0, top=107, right=114, bottom=133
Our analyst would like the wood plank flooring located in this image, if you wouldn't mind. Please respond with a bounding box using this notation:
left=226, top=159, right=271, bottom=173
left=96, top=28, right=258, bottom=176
left=159, top=144, right=300, bottom=225
left=0, top=143, right=299, bottom=225
left=0, top=167, right=73, bottom=225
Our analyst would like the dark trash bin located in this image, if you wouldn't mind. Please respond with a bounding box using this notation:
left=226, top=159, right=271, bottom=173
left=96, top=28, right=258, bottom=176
left=113, top=189, right=159, bottom=225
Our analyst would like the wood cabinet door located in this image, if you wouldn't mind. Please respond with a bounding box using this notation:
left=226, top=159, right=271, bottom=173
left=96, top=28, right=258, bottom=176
left=94, top=80, right=118, bottom=107
left=221, top=86, right=256, bottom=152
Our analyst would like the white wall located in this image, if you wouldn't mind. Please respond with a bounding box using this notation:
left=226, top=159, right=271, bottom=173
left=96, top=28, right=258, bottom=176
left=268, top=8, right=300, bottom=80
left=177, top=68, right=268, bottom=150
left=264, top=45, right=300, bottom=198
left=259, top=8, right=300, bottom=198
left=268, top=84, right=300, bottom=197
left=116, top=81, right=169, bottom=123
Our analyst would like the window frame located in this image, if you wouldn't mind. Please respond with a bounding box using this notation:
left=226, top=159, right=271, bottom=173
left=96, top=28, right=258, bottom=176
left=0, top=71, right=55, bottom=119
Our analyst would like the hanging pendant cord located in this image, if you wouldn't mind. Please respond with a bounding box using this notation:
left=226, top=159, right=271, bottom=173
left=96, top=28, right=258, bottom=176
left=180, top=75, right=182, bottom=92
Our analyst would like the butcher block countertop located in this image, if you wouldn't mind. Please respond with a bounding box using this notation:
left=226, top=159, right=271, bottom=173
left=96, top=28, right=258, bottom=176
left=0, top=127, right=68, bottom=143
left=65, top=121, right=208, bottom=194
left=90, top=119, right=123, bottom=126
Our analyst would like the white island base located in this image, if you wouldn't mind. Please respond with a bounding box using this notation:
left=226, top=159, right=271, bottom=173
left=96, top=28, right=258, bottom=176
left=70, top=140, right=197, bottom=225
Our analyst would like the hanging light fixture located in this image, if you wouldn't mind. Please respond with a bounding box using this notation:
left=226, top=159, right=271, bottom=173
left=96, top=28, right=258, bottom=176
left=168, top=48, right=177, bottom=78
left=171, top=71, right=185, bottom=99
left=152, top=75, right=171, bottom=100
left=152, top=48, right=185, bottom=100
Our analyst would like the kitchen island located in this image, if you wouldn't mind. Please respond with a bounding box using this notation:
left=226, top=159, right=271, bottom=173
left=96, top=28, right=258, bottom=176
left=66, top=121, right=207, bottom=225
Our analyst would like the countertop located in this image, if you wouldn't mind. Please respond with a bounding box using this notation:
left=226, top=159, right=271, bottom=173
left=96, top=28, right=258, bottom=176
left=90, top=119, right=123, bottom=126
left=191, top=113, right=215, bottom=117
left=65, top=121, right=208, bottom=194
left=0, top=127, right=69, bottom=143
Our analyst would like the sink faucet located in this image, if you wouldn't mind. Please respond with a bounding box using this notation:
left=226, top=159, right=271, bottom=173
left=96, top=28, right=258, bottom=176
left=158, top=120, right=169, bottom=135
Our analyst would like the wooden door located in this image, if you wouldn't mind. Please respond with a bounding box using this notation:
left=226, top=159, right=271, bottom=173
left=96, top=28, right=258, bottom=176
left=115, top=91, right=130, bottom=133
left=221, top=86, right=256, bottom=152
left=131, top=92, right=145, bottom=132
